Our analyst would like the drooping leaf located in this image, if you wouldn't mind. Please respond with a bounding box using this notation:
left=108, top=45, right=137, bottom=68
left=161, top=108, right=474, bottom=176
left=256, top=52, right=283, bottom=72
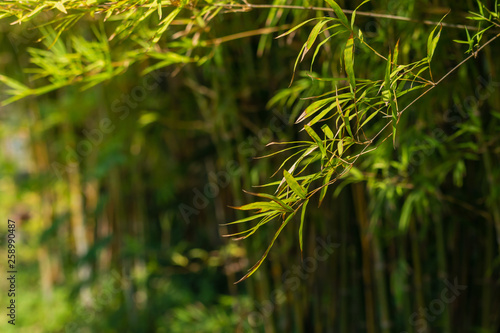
left=427, top=23, right=442, bottom=62
left=299, top=199, right=309, bottom=258
left=321, top=124, right=335, bottom=139
left=283, top=170, right=307, bottom=199
left=235, top=212, right=297, bottom=283
left=351, top=0, right=370, bottom=30
left=325, top=0, right=349, bottom=27
left=219, top=212, right=271, bottom=226
left=319, top=168, right=335, bottom=205
left=296, top=96, right=338, bottom=123
left=302, top=20, right=330, bottom=61
left=344, top=36, right=356, bottom=94
left=394, top=39, right=400, bottom=67
left=242, top=190, right=294, bottom=212
left=231, top=201, right=289, bottom=213
left=152, top=6, right=182, bottom=44
left=337, top=139, right=344, bottom=156
left=305, top=125, right=326, bottom=160
left=276, top=18, right=319, bottom=39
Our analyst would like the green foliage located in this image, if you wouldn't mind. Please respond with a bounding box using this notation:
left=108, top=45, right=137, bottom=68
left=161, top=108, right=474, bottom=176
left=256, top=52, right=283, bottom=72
left=1, top=0, right=500, bottom=332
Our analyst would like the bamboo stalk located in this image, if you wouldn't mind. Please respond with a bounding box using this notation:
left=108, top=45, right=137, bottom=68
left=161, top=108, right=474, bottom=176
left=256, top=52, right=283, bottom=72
left=352, top=183, right=375, bottom=333
left=61, top=118, right=93, bottom=308
left=373, top=232, right=391, bottom=333
left=28, top=103, right=55, bottom=301
left=339, top=191, right=348, bottom=333
left=409, top=218, right=427, bottom=332
left=433, top=214, right=451, bottom=332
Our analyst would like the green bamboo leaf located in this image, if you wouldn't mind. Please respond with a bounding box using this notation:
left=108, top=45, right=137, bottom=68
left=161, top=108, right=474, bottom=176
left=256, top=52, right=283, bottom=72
left=302, top=20, right=330, bottom=61
left=157, top=0, right=162, bottom=19
left=305, top=125, right=326, bottom=159
left=219, top=212, right=271, bottom=226
left=384, top=53, right=392, bottom=90
left=337, top=139, right=344, bottom=156
left=237, top=213, right=283, bottom=240
left=152, top=6, right=182, bottom=44
left=224, top=212, right=280, bottom=239
left=344, top=36, right=356, bottom=94
left=325, top=0, right=349, bottom=27
left=310, top=27, right=344, bottom=71
left=235, top=212, right=297, bottom=283
left=335, top=90, right=353, bottom=137
left=393, top=39, right=400, bottom=67
left=360, top=108, right=380, bottom=128
left=242, top=190, right=294, bottom=212
left=427, top=23, right=442, bottom=62
left=299, top=199, right=309, bottom=258
left=319, top=168, right=335, bottom=205
left=283, top=170, right=307, bottom=199
left=296, top=96, right=337, bottom=123
left=0, top=75, right=30, bottom=92
left=321, top=124, right=334, bottom=139
left=276, top=18, right=319, bottom=39
left=384, top=53, right=398, bottom=145
left=290, top=43, right=308, bottom=85
left=351, top=0, right=370, bottom=30
left=399, top=192, right=418, bottom=231
left=54, top=2, right=67, bottom=14
left=231, top=201, right=287, bottom=213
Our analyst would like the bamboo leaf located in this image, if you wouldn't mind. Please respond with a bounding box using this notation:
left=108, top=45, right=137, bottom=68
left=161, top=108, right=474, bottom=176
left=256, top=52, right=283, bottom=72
left=302, top=20, right=329, bottom=61
left=337, top=139, right=344, bottom=156
left=321, top=124, right=334, bottom=139
left=325, top=0, right=349, bottom=27
left=0, top=75, right=30, bottom=92
left=399, top=192, right=417, bottom=231
left=242, top=190, right=294, bottom=212
left=319, top=168, right=335, bottom=205
left=231, top=201, right=288, bottom=213
left=360, top=108, right=380, bottom=128
left=276, top=18, right=319, bottom=39
left=394, top=39, right=400, bottom=66
left=296, top=96, right=337, bottom=123
left=283, top=170, right=307, bottom=199
left=305, top=125, right=326, bottom=160
left=157, top=0, right=162, bottom=19
left=310, top=28, right=344, bottom=71
left=344, top=36, right=356, bottom=94
left=54, top=2, right=67, bottom=14
left=219, top=212, right=271, bottom=226
left=235, top=212, right=297, bottom=283
left=383, top=53, right=398, bottom=145
left=427, top=24, right=442, bottom=62
left=152, top=6, right=182, bottom=44
left=299, top=199, right=309, bottom=258
left=335, top=89, right=353, bottom=137
left=351, top=0, right=370, bottom=30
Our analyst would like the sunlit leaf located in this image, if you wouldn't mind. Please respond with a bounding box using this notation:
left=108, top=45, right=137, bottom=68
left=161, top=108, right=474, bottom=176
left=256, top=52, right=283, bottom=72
left=283, top=170, right=307, bottom=199
left=299, top=199, right=309, bottom=258
left=344, top=36, right=356, bottom=94
left=325, top=0, right=349, bottom=27
left=235, top=212, right=296, bottom=283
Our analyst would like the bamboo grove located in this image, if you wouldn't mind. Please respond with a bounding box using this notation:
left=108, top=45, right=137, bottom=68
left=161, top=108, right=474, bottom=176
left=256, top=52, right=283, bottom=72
left=0, top=0, right=499, bottom=332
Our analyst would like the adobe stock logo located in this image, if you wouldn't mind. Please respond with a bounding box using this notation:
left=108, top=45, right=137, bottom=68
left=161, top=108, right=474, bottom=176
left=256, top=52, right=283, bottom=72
left=247, top=236, right=340, bottom=327
left=401, top=277, right=467, bottom=333
left=178, top=160, right=241, bottom=224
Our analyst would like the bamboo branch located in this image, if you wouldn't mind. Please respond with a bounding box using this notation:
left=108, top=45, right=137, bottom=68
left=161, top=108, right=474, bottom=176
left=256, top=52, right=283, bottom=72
left=214, top=2, right=482, bottom=31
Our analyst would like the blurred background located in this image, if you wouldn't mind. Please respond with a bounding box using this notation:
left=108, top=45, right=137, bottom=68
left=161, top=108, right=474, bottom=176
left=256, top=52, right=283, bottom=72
left=0, top=0, right=499, bottom=332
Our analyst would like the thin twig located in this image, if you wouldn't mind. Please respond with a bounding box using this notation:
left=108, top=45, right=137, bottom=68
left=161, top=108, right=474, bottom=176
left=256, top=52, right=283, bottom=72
left=204, top=24, right=291, bottom=45
left=399, top=32, right=500, bottom=116
left=308, top=31, right=500, bottom=198
left=214, top=3, right=481, bottom=31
